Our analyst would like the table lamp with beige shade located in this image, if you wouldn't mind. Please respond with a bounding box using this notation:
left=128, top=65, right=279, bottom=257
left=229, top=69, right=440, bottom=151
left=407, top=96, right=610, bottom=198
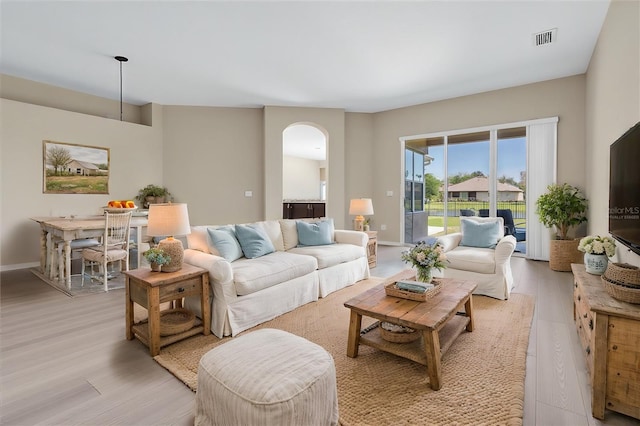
left=349, top=198, right=374, bottom=232
left=146, top=203, right=191, bottom=272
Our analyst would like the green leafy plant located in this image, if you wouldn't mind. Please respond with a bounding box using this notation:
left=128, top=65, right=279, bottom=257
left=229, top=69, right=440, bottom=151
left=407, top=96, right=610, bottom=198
left=535, top=183, right=588, bottom=240
left=135, top=184, right=171, bottom=207
left=143, top=247, right=171, bottom=265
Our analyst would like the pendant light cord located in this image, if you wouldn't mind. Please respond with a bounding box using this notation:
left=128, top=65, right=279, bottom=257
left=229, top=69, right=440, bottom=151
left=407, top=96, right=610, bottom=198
left=114, top=56, right=128, bottom=122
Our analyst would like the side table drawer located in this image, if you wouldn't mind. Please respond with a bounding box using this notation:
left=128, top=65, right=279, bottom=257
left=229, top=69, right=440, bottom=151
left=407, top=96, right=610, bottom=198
left=159, top=277, right=202, bottom=302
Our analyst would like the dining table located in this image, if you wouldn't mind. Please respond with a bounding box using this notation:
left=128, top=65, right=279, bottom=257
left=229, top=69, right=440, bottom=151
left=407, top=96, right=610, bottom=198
left=31, top=214, right=149, bottom=290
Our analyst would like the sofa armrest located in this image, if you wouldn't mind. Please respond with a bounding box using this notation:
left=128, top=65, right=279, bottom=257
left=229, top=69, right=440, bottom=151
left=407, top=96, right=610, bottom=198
left=334, top=229, right=368, bottom=247
left=436, top=233, right=462, bottom=253
left=184, top=249, right=237, bottom=300
left=494, top=235, right=516, bottom=265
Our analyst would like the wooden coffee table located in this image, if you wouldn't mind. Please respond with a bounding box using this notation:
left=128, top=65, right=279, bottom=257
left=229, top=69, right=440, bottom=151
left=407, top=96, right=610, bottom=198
left=344, top=269, right=477, bottom=390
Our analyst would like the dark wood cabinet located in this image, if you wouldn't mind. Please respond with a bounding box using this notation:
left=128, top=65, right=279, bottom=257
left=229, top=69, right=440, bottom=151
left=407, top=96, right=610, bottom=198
left=283, top=202, right=325, bottom=219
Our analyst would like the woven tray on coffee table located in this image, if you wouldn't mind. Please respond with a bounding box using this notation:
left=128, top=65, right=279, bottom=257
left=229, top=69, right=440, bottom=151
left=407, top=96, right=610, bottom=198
left=385, top=278, right=443, bottom=302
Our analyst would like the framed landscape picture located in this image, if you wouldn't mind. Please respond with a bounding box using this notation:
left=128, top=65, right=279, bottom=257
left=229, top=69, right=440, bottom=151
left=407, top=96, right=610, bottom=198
left=43, top=140, right=110, bottom=194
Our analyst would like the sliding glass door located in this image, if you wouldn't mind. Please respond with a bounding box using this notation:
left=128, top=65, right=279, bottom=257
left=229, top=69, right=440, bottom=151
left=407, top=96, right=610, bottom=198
left=404, top=127, right=527, bottom=254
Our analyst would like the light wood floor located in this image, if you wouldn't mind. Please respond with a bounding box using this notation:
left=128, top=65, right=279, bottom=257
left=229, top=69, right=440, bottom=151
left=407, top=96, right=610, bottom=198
left=1, top=248, right=638, bottom=426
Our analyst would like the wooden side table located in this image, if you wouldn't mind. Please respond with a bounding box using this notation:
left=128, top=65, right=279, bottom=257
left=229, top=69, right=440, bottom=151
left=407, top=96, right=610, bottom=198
left=366, top=231, right=378, bottom=268
left=125, top=263, right=210, bottom=356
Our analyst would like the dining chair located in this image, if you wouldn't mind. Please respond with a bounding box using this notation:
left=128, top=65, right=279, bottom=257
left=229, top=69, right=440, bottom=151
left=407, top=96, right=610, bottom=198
left=81, top=211, right=132, bottom=292
left=50, top=237, right=101, bottom=282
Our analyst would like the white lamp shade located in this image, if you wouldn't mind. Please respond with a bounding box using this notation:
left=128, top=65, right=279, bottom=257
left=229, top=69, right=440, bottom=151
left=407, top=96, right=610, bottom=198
left=146, top=203, right=192, bottom=237
left=349, top=198, right=374, bottom=216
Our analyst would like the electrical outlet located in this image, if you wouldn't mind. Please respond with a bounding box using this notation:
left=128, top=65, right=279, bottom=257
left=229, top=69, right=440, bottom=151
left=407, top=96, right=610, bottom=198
left=380, top=224, right=387, bottom=231
left=244, top=191, right=253, bottom=197
left=386, top=191, right=393, bottom=197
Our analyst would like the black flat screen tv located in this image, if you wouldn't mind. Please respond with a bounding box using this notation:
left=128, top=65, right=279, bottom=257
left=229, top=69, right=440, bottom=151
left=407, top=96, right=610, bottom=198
left=609, top=120, right=640, bottom=255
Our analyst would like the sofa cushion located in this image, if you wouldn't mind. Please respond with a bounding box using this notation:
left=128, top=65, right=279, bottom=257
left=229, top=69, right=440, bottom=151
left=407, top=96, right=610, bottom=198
left=296, top=220, right=333, bottom=246
left=253, top=220, right=285, bottom=252
left=280, top=218, right=336, bottom=250
left=288, top=243, right=365, bottom=270
left=187, top=226, right=212, bottom=254
left=460, top=218, right=501, bottom=249
left=445, top=246, right=496, bottom=274
left=207, top=226, right=243, bottom=262
left=232, top=251, right=318, bottom=296
left=235, top=224, right=276, bottom=259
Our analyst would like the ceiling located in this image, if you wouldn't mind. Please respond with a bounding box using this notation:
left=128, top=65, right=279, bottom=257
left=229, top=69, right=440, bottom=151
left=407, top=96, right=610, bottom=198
left=1, top=0, right=611, bottom=115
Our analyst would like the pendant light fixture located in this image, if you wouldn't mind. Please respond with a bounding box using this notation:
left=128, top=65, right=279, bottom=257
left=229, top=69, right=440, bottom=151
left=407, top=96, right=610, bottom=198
left=114, top=56, right=128, bottom=121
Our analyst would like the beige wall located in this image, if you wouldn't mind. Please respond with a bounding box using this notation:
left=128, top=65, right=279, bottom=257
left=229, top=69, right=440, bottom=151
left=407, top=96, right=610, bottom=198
left=371, top=76, right=587, bottom=243
left=161, top=106, right=264, bottom=226
left=0, top=98, right=163, bottom=268
left=0, top=74, right=144, bottom=124
left=345, top=112, right=375, bottom=228
left=283, top=156, right=322, bottom=200
left=585, top=0, right=640, bottom=266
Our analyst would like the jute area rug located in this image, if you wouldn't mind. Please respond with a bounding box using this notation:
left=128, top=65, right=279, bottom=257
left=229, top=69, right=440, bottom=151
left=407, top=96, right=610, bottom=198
left=155, top=277, right=535, bottom=426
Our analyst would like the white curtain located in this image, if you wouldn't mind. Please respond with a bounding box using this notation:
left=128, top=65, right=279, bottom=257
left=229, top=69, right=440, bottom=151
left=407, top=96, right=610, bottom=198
left=526, top=118, right=558, bottom=260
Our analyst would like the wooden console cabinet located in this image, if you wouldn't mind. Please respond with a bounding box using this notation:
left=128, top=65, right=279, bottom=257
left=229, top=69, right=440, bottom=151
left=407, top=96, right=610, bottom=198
left=282, top=202, right=325, bottom=219
left=571, top=263, right=640, bottom=421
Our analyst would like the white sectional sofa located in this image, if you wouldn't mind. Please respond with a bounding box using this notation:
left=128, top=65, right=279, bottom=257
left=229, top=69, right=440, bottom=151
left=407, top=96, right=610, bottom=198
left=183, top=219, right=370, bottom=338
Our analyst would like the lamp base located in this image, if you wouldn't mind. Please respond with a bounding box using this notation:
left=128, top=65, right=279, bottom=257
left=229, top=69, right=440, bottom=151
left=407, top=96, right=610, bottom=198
left=354, top=215, right=364, bottom=232
left=157, top=237, right=184, bottom=272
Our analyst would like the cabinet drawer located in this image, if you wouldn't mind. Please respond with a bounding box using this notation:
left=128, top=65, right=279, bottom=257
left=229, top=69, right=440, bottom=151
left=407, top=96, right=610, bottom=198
left=159, top=277, right=202, bottom=302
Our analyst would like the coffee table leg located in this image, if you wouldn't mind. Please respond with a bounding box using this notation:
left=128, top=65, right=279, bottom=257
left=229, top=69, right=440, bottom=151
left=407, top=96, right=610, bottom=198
left=465, top=296, right=474, bottom=332
left=423, top=328, right=442, bottom=390
left=347, top=310, right=362, bottom=358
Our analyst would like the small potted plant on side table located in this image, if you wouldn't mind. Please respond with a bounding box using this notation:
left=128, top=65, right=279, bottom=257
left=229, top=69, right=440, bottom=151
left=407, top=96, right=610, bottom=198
left=143, top=247, right=171, bottom=272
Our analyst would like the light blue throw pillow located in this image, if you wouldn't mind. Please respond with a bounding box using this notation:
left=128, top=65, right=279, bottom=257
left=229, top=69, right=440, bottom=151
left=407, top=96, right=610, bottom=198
left=206, top=226, right=243, bottom=262
left=235, top=225, right=275, bottom=259
left=460, top=219, right=501, bottom=249
left=296, top=220, right=334, bottom=246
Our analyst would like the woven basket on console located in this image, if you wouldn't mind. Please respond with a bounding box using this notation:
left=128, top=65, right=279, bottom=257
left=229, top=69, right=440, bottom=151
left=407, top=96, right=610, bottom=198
left=604, top=263, right=640, bottom=288
left=601, top=275, right=640, bottom=304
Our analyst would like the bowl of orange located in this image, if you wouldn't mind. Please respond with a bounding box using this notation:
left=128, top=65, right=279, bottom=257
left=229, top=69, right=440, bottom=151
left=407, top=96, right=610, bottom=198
left=103, top=200, right=138, bottom=213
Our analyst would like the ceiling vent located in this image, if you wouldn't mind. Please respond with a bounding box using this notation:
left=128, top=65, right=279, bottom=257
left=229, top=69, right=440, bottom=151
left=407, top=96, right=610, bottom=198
left=533, top=28, right=557, bottom=47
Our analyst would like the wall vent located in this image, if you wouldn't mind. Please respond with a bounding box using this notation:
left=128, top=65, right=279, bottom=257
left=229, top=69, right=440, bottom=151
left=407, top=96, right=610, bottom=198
left=533, top=28, right=557, bottom=46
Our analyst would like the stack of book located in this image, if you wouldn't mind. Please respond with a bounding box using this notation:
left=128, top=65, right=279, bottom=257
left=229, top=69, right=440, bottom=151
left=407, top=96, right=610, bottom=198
left=396, top=280, right=435, bottom=294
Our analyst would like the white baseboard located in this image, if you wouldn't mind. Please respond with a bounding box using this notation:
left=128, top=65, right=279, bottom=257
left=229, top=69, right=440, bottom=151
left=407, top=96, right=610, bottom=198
left=1, top=262, right=40, bottom=272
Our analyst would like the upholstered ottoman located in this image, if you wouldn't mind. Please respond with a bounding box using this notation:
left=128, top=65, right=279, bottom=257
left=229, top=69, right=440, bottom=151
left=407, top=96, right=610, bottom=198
left=195, top=328, right=339, bottom=426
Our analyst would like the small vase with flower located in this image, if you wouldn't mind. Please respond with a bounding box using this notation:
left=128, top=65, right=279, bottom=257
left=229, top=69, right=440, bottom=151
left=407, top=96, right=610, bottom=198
left=578, top=235, right=616, bottom=275
left=401, top=241, right=448, bottom=284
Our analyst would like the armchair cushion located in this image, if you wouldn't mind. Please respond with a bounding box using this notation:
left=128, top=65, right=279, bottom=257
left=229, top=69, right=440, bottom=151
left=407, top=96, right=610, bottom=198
left=444, top=246, right=496, bottom=274
left=460, top=217, right=502, bottom=249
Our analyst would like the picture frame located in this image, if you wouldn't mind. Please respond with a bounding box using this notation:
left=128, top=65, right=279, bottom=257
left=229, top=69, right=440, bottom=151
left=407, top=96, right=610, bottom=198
left=43, top=140, right=110, bottom=194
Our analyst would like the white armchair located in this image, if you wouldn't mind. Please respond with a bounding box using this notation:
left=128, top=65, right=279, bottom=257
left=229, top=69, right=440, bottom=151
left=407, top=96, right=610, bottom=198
left=435, top=216, right=516, bottom=300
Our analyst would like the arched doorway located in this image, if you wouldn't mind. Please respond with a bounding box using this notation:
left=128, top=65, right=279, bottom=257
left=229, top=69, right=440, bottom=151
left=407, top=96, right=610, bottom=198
left=282, top=123, right=327, bottom=218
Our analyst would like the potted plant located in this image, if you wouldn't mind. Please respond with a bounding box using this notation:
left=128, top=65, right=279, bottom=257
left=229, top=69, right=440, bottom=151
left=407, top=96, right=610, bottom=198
left=401, top=241, right=448, bottom=283
left=578, top=235, right=616, bottom=275
left=143, top=247, right=171, bottom=272
left=535, top=183, right=588, bottom=271
left=136, top=184, right=171, bottom=208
